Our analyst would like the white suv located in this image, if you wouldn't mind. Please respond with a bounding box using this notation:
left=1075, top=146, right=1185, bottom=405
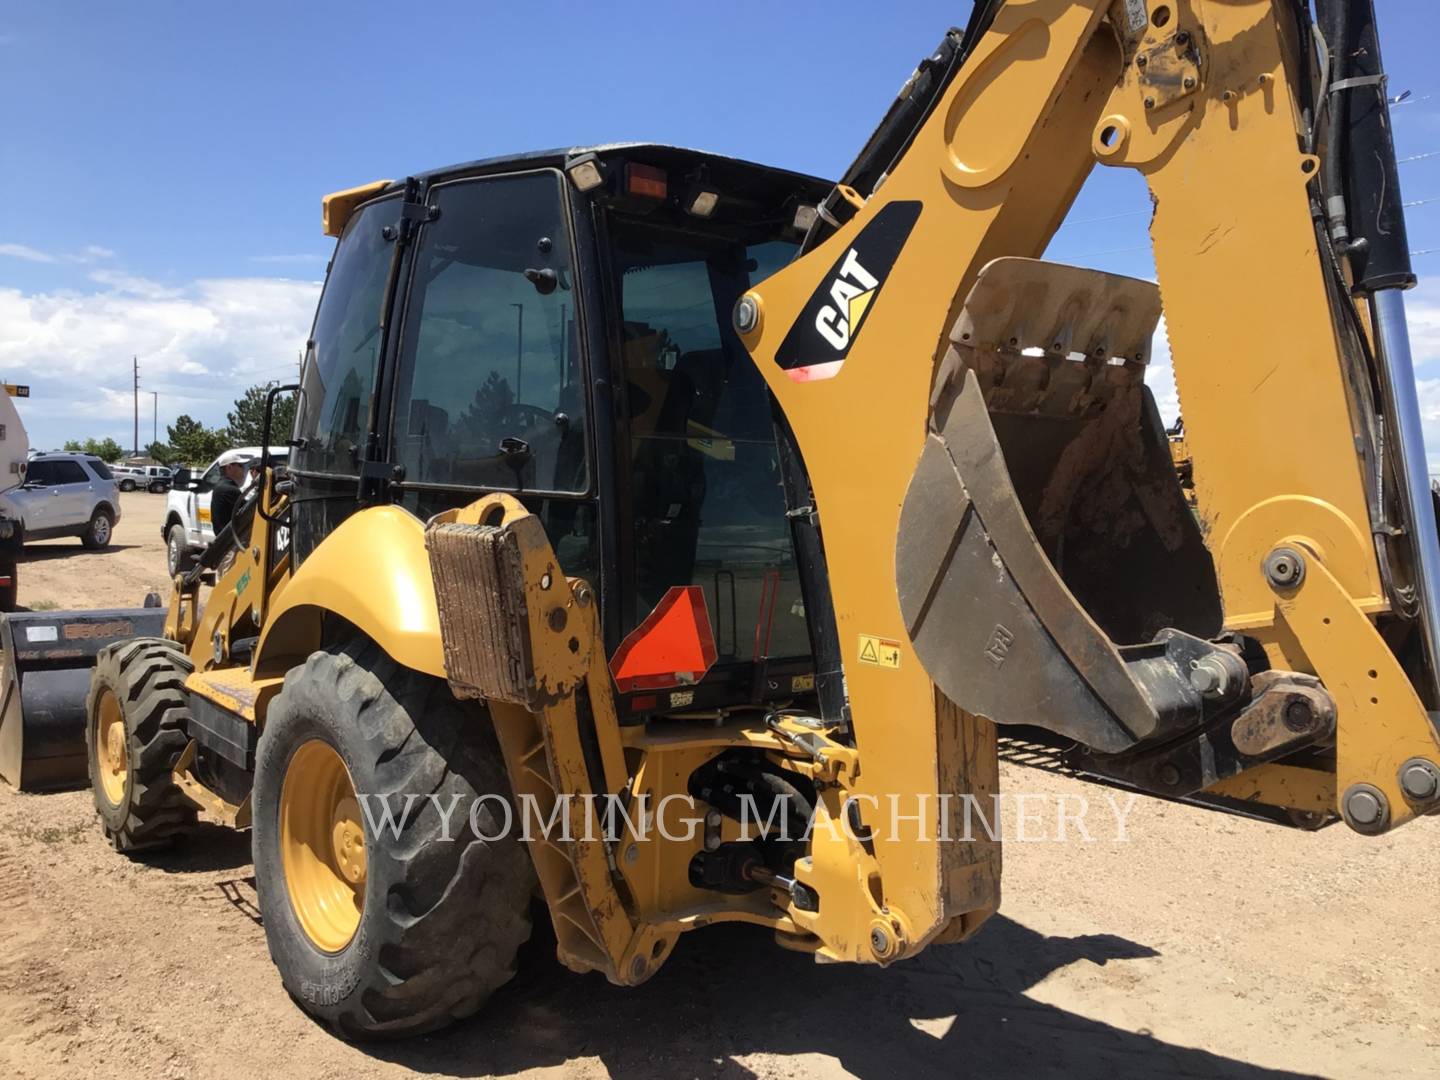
left=164, top=446, right=287, bottom=574
left=0, top=453, right=121, bottom=548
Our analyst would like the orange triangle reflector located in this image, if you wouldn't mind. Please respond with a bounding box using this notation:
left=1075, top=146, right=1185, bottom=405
left=609, top=586, right=718, bottom=693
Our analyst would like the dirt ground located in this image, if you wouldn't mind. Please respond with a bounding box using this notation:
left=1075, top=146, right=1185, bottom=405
left=0, top=493, right=1437, bottom=1079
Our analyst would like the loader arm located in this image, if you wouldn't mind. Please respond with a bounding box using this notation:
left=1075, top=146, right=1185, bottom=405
left=731, top=0, right=1439, bottom=951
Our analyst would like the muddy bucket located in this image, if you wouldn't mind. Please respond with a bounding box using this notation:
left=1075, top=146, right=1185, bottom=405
left=0, top=608, right=167, bottom=792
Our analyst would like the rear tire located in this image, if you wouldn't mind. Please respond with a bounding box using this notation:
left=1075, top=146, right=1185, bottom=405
left=85, top=638, right=199, bottom=852
left=252, top=642, right=535, bottom=1039
left=119, top=479, right=136, bottom=492
left=81, top=508, right=114, bottom=549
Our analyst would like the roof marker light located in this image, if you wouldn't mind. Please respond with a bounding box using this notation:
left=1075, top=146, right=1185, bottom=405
left=625, top=163, right=668, bottom=200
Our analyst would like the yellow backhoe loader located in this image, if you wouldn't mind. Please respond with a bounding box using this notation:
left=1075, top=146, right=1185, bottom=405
left=64, top=0, right=1440, bottom=1039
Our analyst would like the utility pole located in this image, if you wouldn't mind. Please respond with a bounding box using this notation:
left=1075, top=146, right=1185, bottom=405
left=132, top=356, right=139, bottom=458
left=151, top=391, right=158, bottom=449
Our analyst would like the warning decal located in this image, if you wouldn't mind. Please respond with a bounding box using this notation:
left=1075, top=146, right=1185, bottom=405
left=857, top=634, right=901, bottom=670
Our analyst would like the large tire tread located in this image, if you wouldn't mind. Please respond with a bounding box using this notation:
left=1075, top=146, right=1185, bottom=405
left=85, top=637, right=198, bottom=852
left=255, top=641, right=535, bottom=1040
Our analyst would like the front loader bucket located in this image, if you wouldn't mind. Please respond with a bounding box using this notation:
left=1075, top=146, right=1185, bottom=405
left=0, top=608, right=167, bottom=792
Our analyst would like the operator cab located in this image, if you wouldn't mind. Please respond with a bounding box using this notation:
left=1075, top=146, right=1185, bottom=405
left=291, top=145, right=831, bottom=719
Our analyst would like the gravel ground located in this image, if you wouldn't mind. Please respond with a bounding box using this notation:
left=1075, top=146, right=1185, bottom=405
left=0, top=493, right=1436, bottom=1079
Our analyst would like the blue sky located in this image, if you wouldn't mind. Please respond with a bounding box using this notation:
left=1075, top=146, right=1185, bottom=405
left=0, top=1, right=1436, bottom=454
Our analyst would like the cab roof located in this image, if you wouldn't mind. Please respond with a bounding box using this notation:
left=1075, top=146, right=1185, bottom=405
left=323, top=143, right=832, bottom=237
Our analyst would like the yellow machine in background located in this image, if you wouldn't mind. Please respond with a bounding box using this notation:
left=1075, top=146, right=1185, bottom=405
left=72, top=0, right=1438, bottom=1040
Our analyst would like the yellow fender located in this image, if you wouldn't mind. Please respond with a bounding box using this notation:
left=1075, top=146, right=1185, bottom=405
left=253, top=506, right=445, bottom=682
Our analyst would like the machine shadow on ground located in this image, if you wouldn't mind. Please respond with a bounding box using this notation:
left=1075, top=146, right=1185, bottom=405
left=19, top=542, right=144, bottom=564
left=364, top=915, right=1320, bottom=1080
left=127, top=832, right=1321, bottom=1077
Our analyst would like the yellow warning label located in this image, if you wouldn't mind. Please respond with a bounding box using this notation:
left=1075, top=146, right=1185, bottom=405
left=858, top=634, right=901, bottom=670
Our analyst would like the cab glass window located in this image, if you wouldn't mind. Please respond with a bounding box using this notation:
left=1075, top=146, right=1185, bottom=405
left=613, top=224, right=809, bottom=662
left=390, top=172, right=586, bottom=495
left=293, top=195, right=397, bottom=477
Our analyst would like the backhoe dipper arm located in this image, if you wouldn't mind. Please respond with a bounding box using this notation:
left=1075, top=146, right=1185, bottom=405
left=733, top=0, right=1439, bottom=957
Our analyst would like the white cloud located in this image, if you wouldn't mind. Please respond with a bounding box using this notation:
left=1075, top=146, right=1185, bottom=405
left=1144, top=314, right=1178, bottom=425
left=0, top=242, right=116, bottom=266
left=0, top=273, right=319, bottom=448
left=0, top=243, right=56, bottom=264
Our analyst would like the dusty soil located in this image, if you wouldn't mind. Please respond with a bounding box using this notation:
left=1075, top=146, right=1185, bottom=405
left=1, top=493, right=1437, bottom=1079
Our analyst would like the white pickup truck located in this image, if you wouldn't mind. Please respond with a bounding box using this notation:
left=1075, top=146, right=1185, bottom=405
left=162, top=446, right=287, bottom=575
left=112, top=464, right=173, bottom=493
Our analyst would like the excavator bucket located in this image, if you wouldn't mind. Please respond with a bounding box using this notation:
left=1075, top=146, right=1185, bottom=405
left=0, top=607, right=167, bottom=792
left=898, top=258, right=1241, bottom=757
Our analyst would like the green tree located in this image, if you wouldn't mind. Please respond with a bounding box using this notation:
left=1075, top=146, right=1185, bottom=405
left=61, top=436, right=126, bottom=461
left=166, top=415, right=229, bottom=466
left=145, top=441, right=177, bottom=465
left=226, top=383, right=298, bottom=448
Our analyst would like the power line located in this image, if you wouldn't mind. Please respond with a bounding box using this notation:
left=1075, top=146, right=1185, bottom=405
left=1066, top=208, right=1150, bottom=226
left=1400, top=150, right=1440, bottom=164
left=1053, top=243, right=1151, bottom=259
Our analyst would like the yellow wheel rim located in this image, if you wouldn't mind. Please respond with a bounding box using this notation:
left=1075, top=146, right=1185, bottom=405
left=95, top=688, right=127, bottom=806
left=279, top=739, right=366, bottom=953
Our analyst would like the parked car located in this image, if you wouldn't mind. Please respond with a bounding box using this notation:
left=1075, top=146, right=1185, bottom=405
left=0, top=452, right=120, bottom=549
left=164, top=446, right=287, bottom=575
left=112, top=464, right=173, bottom=493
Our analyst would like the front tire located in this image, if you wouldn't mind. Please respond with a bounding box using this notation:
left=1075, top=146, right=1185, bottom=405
left=81, top=508, right=114, bottom=549
left=119, top=479, right=136, bottom=492
left=252, top=643, right=535, bottom=1039
left=85, top=638, right=199, bottom=852
left=166, top=523, right=190, bottom=576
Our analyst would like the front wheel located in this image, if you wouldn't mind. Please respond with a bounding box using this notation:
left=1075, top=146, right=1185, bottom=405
left=166, top=523, right=190, bottom=576
left=252, top=643, right=535, bottom=1039
left=81, top=508, right=113, bottom=549
left=119, top=479, right=136, bottom=492
left=85, top=638, right=199, bottom=851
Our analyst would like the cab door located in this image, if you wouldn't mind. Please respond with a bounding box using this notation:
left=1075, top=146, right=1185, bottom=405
left=385, top=170, right=596, bottom=581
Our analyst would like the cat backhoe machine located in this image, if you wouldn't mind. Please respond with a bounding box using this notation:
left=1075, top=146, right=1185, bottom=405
left=75, top=0, right=1438, bottom=1039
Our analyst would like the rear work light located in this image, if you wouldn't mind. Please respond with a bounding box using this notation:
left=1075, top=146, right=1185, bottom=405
left=625, top=163, right=668, bottom=200
left=686, top=189, right=719, bottom=218
left=566, top=153, right=606, bottom=192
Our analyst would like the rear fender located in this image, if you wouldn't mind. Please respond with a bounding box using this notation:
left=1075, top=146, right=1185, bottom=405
left=253, top=506, right=444, bottom=683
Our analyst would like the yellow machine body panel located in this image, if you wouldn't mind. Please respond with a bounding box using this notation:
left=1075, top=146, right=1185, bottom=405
left=253, top=506, right=445, bottom=680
